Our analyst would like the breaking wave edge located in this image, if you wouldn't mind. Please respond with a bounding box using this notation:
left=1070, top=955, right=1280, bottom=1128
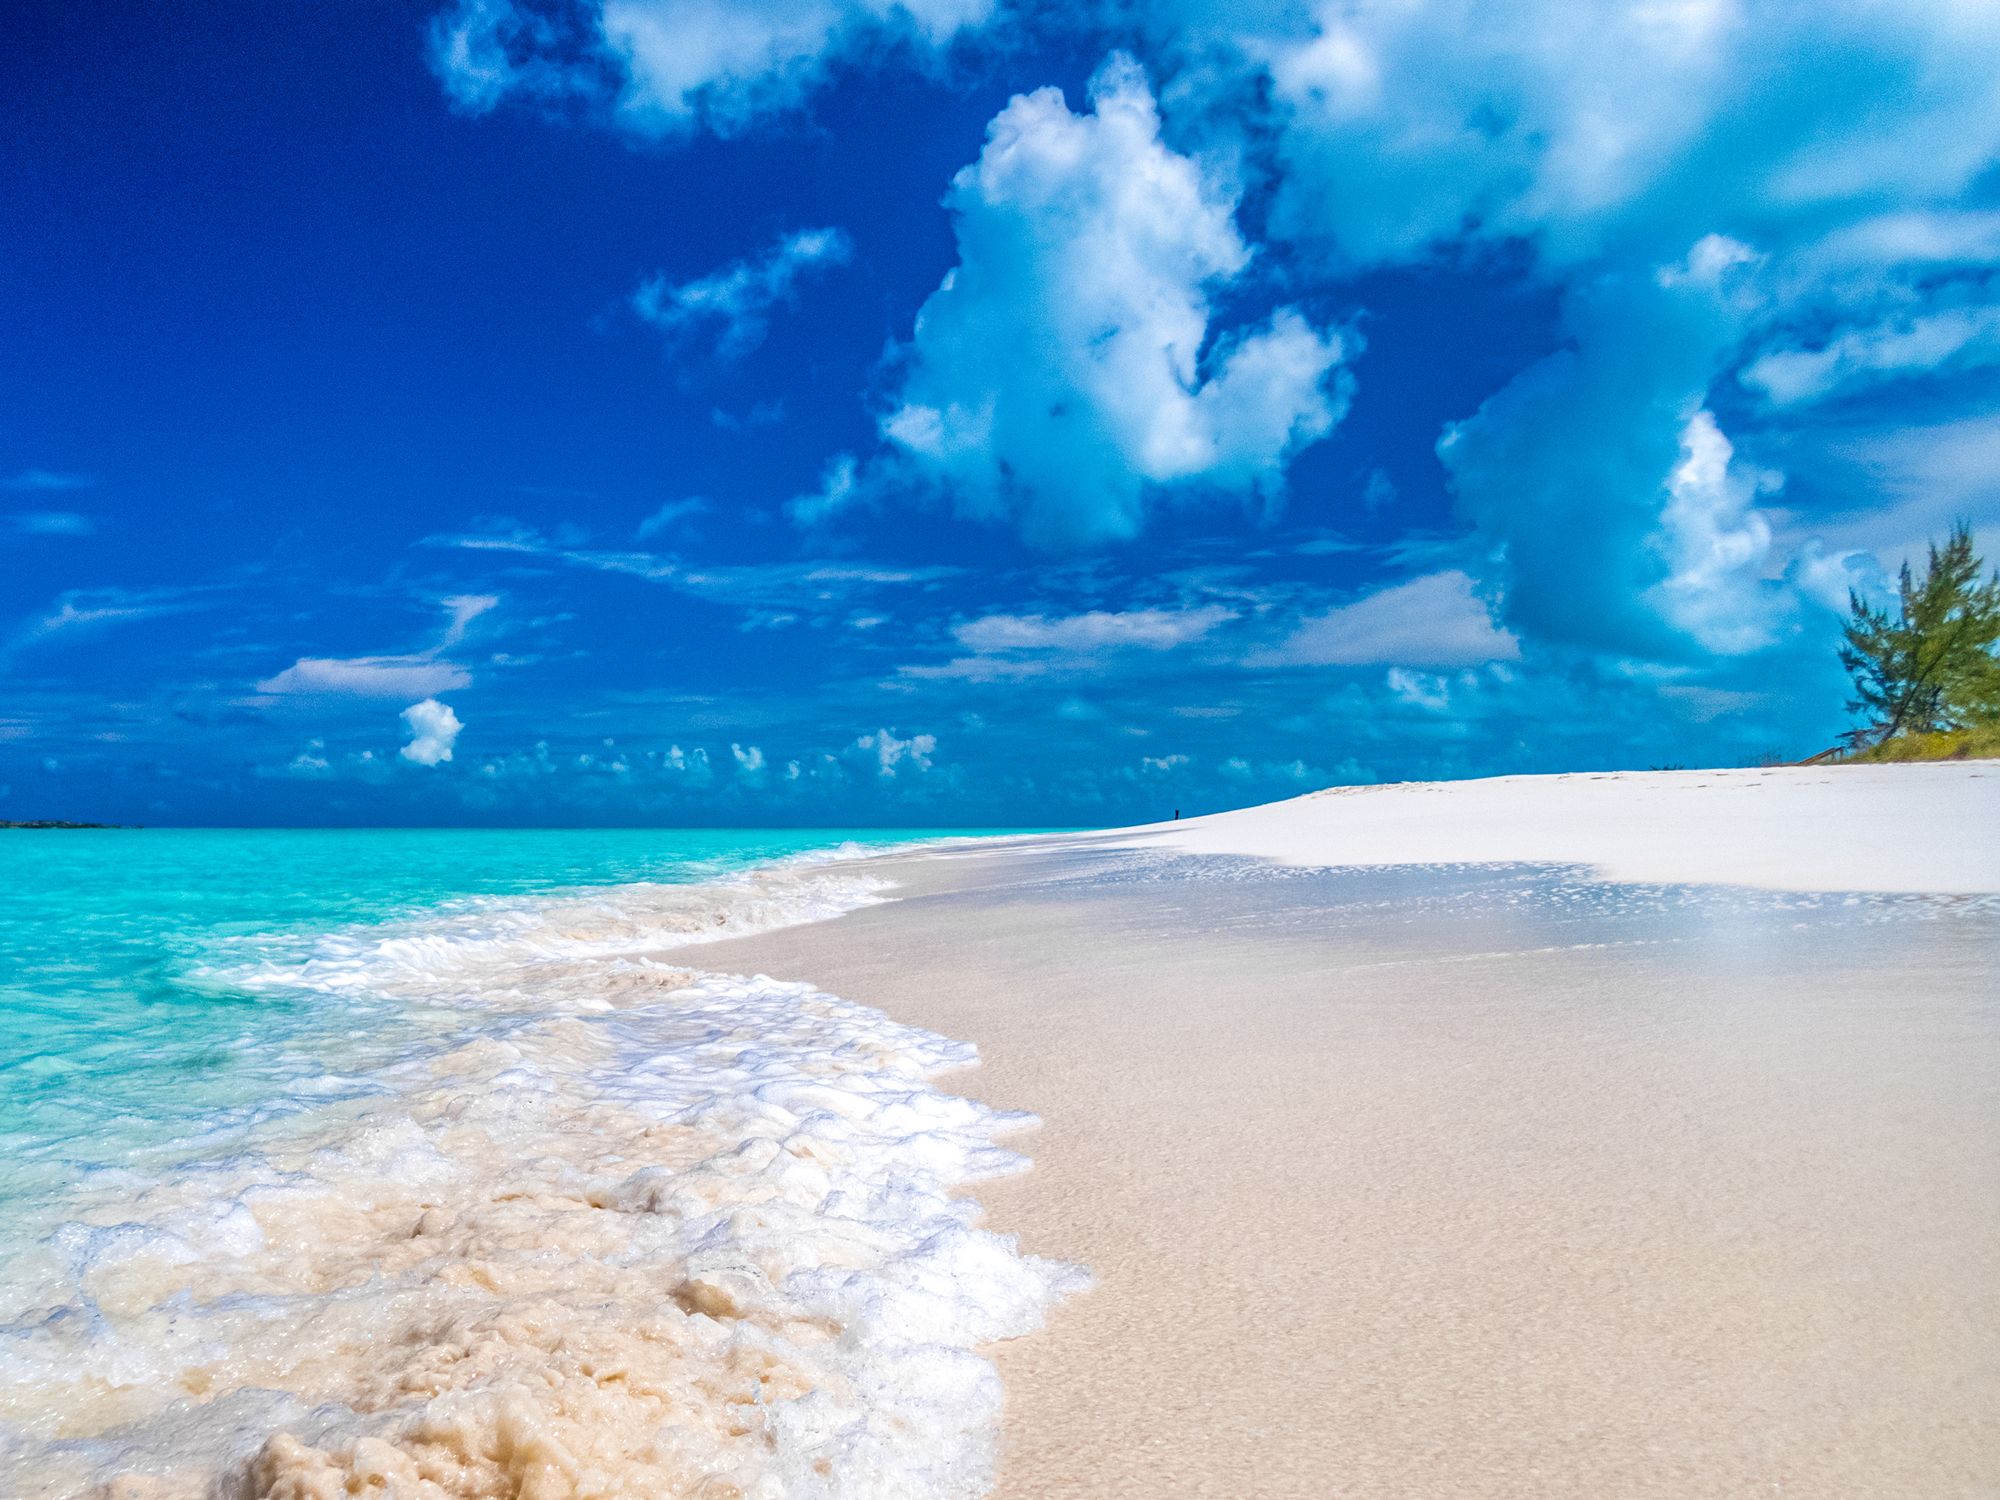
left=0, top=853, right=1085, bottom=1500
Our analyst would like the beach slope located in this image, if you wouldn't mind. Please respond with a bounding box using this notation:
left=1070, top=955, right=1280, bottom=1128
left=700, top=763, right=2000, bottom=1498
left=1128, top=761, right=2000, bottom=892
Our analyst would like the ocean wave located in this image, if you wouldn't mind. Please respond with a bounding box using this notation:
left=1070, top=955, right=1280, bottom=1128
left=0, top=853, right=1083, bottom=1499
left=191, top=852, right=907, bottom=1007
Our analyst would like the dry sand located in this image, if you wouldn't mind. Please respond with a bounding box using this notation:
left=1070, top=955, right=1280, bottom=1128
left=1134, top=761, right=2000, bottom=893
left=700, top=766, right=2000, bottom=1498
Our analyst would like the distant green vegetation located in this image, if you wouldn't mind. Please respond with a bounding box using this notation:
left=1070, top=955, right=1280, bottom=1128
left=1846, top=723, right=2000, bottom=764
left=1839, top=523, right=2000, bottom=761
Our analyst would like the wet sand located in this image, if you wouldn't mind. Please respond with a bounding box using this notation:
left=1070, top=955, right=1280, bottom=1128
left=700, top=834, right=2000, bottom=1497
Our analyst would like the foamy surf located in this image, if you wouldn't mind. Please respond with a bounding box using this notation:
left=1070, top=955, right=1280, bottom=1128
left=0, top=851, right=1083, bottom=1500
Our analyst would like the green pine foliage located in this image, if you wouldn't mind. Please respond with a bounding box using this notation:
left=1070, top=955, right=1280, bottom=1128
left=1839, top=523, right=2000, bottom=752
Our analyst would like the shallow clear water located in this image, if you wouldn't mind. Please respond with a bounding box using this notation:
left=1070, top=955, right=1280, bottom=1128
left=0, top=826, right=1085, bottom=1500
left=0, top=829, right=938, bottom=1205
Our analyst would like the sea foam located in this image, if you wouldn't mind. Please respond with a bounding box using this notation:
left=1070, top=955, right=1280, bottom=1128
left=0, top=855, right=1082, bottom=1499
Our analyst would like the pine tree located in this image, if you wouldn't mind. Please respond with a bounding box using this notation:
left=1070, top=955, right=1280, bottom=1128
left=1840, top=523, right=2000, bottom=747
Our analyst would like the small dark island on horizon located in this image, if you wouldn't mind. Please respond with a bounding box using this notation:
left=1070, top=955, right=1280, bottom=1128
left=0, top=820, right=126, bottom=830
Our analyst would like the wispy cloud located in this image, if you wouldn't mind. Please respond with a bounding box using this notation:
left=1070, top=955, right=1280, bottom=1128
left=436, top=594, right=500, bottom=649
left=7, top=511, right=95, bottom=536
left=3, top=469, right=95, bottom=492
left=425, top=524, right=958, bottom=620
left=1252, top=571, right=1519, bottom=669
left=953, top=605, right=1235, bottom=654
left=900, top=603, right=1236, bottom=683
left=897, top=655, right=1049, bottom=684
left=787, top=453, right=862, bottom=529
left=636, top=497, right=710, bottom=539
left=8, top=587, right=197, bottom=655
left=711, top=400, right=784, bottom=432
left=1744, top=303, right=2000, bottom=407
left=634, top=227, right=852, bottom=358
left=256, top=595, right=494, bottom=700
left=259, top=656, right=472, bottom=699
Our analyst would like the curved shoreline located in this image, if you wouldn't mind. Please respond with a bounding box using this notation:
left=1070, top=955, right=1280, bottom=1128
left=703, top=765, right=2000, bottom=1497
left=0, top=854, right=1075, bottom=1499
left=8, top=766, right=1997, bottom=1496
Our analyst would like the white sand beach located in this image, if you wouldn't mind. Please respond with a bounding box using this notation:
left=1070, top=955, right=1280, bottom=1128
left=9, top=765, right=1995, bottom=1499
left=27, top=2, right=2000, bottom=1492
left=700, top=763, right=2000, bottom=1497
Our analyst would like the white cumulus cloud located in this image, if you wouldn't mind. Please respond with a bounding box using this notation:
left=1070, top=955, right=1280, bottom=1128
left=853, top=727, right=936, bottom=776
left=1199, top=0, right=2000, bottom=658
left=1645, top=409, right=1780, bottom=654
left=429, top=0, right=997, bottom=137
left=882, top=53, right=1349, bottom=548
left=1385, top=667, right=1453, bottom=712
left=400, top=699, right=464, bottom=766
left=1249, top=0, right=2000, bottom=270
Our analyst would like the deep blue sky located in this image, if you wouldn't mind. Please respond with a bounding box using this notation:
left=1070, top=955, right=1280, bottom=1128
left=4, top=0, right=1997, bottom=824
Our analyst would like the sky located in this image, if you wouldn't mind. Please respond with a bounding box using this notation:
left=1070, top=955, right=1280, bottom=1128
left=4, top=0, right=1998, bottom=826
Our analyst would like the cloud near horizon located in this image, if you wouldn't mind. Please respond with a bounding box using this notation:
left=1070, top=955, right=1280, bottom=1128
left=853, top=727, right=936, bottom=776
left=400, top=698, right=464, bottom=765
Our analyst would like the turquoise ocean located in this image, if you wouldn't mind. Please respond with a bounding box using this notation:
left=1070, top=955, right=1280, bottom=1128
left=0, top=825, right=1091, bottom=1500
left=0, top=828, right=938, bottom=1210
